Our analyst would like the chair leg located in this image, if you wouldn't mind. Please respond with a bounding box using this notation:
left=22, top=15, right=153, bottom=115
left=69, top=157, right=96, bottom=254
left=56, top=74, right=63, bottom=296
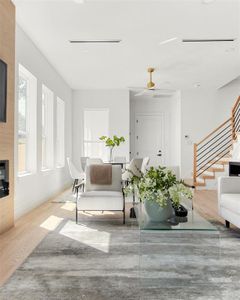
left=225, top=220, right=230, bottom=228
left=72, top=179, right=77, bottom=193
left=122, top=189, right=126, bottom=224
left=123, top=209, right=125, bottom=224
left=130, top=189, right=136, bottom=219
left=133, top=189, right=135, bottom=204
left=76, top=206, right=78, bottom=224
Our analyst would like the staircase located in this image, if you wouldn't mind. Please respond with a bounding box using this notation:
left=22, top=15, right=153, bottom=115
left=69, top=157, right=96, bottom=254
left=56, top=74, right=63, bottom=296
left=193, top=96, right=240, bottom=189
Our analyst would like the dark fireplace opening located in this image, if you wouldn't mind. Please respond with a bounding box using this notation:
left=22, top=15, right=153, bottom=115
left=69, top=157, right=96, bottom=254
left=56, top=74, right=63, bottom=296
left=229, top=161, right=240, bottom=177
left=0, top=160, right=9, bottom=198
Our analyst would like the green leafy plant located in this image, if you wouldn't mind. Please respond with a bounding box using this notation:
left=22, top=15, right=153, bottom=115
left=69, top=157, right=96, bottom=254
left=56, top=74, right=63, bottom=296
left=99, top=135, right=125, bottom=161
left=99, top=135, right=125, bottom=147
left=124, top=166, right=193, bottom=208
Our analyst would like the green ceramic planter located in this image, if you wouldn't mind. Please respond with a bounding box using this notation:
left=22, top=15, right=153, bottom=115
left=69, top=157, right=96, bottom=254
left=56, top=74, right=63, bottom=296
left=144, top=198, right=174, bottom=222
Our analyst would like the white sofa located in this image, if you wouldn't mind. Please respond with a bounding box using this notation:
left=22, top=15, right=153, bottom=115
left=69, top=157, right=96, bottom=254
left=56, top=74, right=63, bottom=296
left=76, top=165, right=125, bottom=224
left=218, top=176, right=240, bottom=228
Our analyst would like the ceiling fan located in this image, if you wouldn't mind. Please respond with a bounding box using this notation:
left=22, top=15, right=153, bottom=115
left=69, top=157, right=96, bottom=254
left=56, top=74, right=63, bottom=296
left=130, top=67, right=175, bottom=97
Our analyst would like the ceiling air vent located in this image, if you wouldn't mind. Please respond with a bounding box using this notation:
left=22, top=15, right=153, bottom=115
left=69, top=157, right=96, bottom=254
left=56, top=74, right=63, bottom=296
left=182, top=39, right=235, bottom=43
left=69, top=39, right=122, bottom=44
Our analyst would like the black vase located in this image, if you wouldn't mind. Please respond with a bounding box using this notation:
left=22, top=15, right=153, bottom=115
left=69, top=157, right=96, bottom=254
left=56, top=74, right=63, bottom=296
left=174, top=204, right=188, bottom=217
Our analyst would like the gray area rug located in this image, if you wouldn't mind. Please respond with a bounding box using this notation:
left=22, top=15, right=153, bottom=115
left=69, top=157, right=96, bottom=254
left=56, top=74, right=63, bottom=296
left=1, top=216, right=240, bottom=300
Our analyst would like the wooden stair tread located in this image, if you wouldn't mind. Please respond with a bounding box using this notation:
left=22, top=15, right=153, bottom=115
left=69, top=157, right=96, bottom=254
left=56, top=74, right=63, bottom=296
left=207, top=160, right=229, bottom=166
left=207, top=167, right=224, bottom=172
left=200, top=174, right=215, bottom=180
left=195, top=181, right=206, bottom=187
left=217, top=161, right=229, bottom=165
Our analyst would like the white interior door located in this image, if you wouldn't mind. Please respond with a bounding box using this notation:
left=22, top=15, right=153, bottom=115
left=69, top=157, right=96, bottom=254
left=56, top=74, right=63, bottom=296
left=134, top=113, right=166, bottom=167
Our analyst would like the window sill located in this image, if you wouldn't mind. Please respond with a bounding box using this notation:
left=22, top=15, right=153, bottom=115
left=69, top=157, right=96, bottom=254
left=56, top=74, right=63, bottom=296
left=18, top=172, right=32, bottom=178
left=56, top=165, right=65, bottom=169
left=41, top=168, right=53, bottom=173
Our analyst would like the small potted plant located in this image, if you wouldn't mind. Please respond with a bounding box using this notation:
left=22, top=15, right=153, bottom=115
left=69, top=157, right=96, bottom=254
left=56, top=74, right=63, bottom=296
left=125, top=166, right=193, bottom=222
left=99, top=135, right=125, bottom=162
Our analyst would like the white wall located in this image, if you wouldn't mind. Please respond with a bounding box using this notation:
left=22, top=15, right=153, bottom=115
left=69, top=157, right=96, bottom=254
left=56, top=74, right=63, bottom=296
left=130, top=91, right=181, bottom=168
left=181, top=82, right=240, bottom=178
left=15, top=26, right=72, bottom=219
left=72, top=89, right=130, bottom=166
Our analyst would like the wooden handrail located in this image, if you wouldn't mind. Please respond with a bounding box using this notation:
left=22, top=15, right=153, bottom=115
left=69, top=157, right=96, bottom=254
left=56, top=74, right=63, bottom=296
left=196, top=118, right=231, bottom=146
left=231, top=96, right=240, bottom=140
left=232, top=96, right=240, bottom=114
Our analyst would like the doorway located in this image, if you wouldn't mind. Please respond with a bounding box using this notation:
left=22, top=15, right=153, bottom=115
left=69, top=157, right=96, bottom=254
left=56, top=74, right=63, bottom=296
left=134, top=113, right=166, bottom=167
left=130, top=92, right=181, bottom=169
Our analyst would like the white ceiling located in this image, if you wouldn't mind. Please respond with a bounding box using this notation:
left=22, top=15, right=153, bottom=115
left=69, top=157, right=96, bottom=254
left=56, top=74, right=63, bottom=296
left=14, top=0, right=240, bottom=90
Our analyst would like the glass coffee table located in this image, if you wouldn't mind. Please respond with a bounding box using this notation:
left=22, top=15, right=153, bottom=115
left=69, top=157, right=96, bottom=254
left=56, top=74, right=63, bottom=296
left=134, top=202, right=217, bottom=231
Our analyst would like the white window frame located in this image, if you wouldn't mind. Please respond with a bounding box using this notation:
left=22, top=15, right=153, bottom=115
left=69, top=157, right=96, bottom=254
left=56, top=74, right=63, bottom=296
left=83, top=108, right=109, bottom=160
left=41, top=84, right=54, bottom=171
left=17, top=64, right=37, bottom=176
left=56, top=97, right=65, bottom=168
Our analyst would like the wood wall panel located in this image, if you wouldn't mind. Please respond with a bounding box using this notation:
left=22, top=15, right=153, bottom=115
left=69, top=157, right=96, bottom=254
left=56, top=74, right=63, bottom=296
left=0, top=0, right=15, bottom=234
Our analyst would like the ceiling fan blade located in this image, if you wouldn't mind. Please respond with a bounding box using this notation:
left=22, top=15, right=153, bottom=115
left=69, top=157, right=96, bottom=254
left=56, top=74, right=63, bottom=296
left=128, top=87, right=146, bottom=90
left=153, top=88, right=176, bottom=94
left=153, top=93, right=173, bottom=98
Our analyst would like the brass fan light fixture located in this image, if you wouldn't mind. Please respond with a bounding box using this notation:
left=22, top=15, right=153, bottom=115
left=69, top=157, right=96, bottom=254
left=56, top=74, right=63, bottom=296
left=129, top=67, right=175, bottom=97
left=147, top=67, right=155, bottom=89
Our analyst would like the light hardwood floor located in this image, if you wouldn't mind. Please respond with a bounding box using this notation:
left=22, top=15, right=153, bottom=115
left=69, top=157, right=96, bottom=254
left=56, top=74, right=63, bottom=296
left=0, top=189, right=229, bottom=287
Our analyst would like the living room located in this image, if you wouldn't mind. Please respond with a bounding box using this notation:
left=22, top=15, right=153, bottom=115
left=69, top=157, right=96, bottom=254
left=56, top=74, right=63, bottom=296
left=1, top=0, right=240, bottom=299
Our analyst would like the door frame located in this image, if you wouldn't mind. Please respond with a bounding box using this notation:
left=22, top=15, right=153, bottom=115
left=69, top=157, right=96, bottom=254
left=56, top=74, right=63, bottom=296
left=133, top=112, right=169, bottom=166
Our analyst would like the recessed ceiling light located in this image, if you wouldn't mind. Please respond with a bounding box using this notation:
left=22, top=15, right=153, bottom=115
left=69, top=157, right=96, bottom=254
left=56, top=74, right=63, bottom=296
left=159, top=37, right=178, bottom=45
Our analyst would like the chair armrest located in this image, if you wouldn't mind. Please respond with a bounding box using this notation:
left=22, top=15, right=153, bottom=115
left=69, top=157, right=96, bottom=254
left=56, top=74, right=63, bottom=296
left=218, top=176, right=240, bottom=197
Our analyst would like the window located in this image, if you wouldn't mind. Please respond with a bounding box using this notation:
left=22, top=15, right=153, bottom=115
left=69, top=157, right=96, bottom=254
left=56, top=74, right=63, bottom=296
left=18, top=64, right=37, bottom=175
left=42, top=85, right=54, bottom=170
left=56, top=97, right=65, bottom=167
left=84, top=109, right=109, bottom=160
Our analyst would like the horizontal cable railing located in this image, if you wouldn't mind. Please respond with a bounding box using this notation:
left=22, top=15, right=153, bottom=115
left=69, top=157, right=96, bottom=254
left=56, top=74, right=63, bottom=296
left=193, top=96, right=240, bottom=187
left=193, top=118, right=232, bottom=186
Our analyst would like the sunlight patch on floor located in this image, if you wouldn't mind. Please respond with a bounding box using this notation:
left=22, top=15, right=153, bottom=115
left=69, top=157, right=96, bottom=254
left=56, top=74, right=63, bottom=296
left=59, top=220, right=111, bottom=253
left=40, top=215, right=64, bottom=231
left=61, top=202, right=76, bottom=211
left=80, top=211, right=115, bottom=216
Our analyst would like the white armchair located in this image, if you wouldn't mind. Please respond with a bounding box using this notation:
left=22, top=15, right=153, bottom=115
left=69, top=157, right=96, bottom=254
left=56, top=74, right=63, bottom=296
left=67, top=157, right=85, bottom=193
left=218, top=176, right=240, bottom=228
left=86, top=158, right=103, bottom=166
left=76, top=165, right=125, bottom=224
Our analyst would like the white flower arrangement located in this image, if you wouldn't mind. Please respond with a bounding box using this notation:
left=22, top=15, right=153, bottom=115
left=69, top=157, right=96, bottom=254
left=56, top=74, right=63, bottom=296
left=124, top=166, right=193, bottom=208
